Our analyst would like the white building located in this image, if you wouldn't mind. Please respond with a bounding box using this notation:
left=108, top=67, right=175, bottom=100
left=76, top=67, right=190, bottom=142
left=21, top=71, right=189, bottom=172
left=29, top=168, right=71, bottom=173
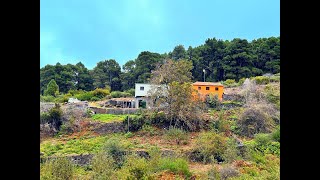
left=135, top=83, right=154, bottom=97
left=134, top=83, right=168, bottom=108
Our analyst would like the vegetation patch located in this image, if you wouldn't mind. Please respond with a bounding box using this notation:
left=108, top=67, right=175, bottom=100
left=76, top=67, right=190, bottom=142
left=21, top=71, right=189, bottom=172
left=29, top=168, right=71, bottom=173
left=91, top=114, right=129, bottom=123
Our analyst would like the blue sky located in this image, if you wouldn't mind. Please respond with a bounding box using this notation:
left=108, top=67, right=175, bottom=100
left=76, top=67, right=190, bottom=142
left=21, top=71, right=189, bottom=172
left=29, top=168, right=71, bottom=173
left=40, top=0, right=280, bottom=70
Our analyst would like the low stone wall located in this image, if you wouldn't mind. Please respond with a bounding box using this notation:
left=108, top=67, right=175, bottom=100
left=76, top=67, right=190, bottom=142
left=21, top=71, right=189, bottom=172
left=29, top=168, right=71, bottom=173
left=89, top=107, right=138, bottom=115
left=105, top=108, right=138, bottom=114
left=91, top=121, right=126, bottom=135
left=40, top=150, right=177, bottom=166
left=89, top=107, right=107, bottom=114
left=40, top=154, right=94, bottom=166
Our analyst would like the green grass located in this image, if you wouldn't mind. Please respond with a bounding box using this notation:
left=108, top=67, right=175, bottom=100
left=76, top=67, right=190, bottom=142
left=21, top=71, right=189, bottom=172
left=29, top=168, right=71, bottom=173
left=40, top=134, right=133, bottom=157
left=91, top=114, right=129, bottom=123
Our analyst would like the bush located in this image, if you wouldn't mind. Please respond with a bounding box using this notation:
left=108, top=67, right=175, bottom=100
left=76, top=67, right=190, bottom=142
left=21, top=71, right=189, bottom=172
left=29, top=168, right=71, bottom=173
left=238, top=78, right=246, bottom=86
left=164, top=127, right=188, bottom=145
left=75, top=91, right=94, bottom=101
left=40, top=104, right=63, bottom=130
left=40, top=157, right=74, bottom=180
left=252, top=76, right=270, bottom=85
left=211, top=111, right=231, bottom=134
left=59, top=116, right=78, bottom=135
left=270, top=75, right=280, bottom=82
left=206, top=94, right=221, bottom=109
left=272, top=126, right=280, bottom=142
left=102, top=137, right=128, bottom=168
left=91, top=152, right=115, bottom=179
left=222, top=138, right=240, bottom=163
left=140, top=124, right=159, bottom=136
left=223, top=79, right=238, bottom=87
left=158, top=157, right=192, bottom=178
left=90, top=96, right=100, bottom=101
left=251, top=133, right=280, bottom=157
left=123, top=115, right=145, bottom=132
left=220, top=166, right=239, bottom=180
left=40, top=95, right=55, bottom=102
left=193, top=132, right=227, bottom=163
left=92, top=88, right=110, bottom=99
left=264, top=84, right=280, bottom=109
left=54, top=93, right=72, bottom=103
left=124, top=132, right=134, bottom=138
left=120, top=154, right=151, bottom=179
left=111, top=91, right=122, bottom=98
left=125, top=89, right=135, bottom=96
left=149, top=111, right=166, bottom=125
left=238, top=106, right=275, bottom=138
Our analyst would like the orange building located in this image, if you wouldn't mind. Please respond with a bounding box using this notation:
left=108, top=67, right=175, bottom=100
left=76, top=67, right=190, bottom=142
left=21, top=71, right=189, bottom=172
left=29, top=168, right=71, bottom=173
left=192, top=82, right=224, bottom=101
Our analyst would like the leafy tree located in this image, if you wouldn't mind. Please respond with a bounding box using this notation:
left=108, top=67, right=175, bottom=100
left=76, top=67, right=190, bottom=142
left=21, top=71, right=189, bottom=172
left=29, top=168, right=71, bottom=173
left=92, top=59, right=122, bottom=91
left=134, top=51, right=162, bottom=83
left=121, top=60, right=136, bottom=90
left=170, top=45, right=187, bottom=60
left=44, top=79, right=59, bottom=97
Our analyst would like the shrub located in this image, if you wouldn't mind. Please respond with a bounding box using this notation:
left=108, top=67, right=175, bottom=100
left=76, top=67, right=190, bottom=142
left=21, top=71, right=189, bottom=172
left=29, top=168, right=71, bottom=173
left=149, top=111, right=166, bottom=125
left=272, top=126, right=280, bottom=142
left=102, top=137, right=128, bottom=168
left=40, top=95, right=55, bottom=102
left=223, top=79, right=238, bottom=87
left=54, top=93, right=72, bottom=103
left=40, top=157, right=74, bottom=180
left=238, top=106, right=275, bottom=138
left=252, top=76, right=270, bottom=85
left=92, top=88, right=110, bottom=99
left=90, top=96, right=100, bottom=101
left=91, top=152, right=115, bottom=179
left=40, top=104, right=63, bottom=130
left=193, top=132, right=227, bottom=163
left=212, top=111, right=230, bottom=134
left=206, top=94, right=221, bottom=109
left=220, top=166, right=239, bottom=180
left=111, top=91, right=122, bottom=98
left=222, top=138, right=240, bottom=163
left=158, top=157, right=192, bottom=178
left=123, top=115, right=145, bottom=132
left=120, top=154, right=151, bottom=179
left=238, top=78, right=246, bottom=86
left=270, top=75, right=280, bottom=82
left=124, top=132, right=134, bottom=138
left=208, top=165, right=220, bottom=180
left=264, top=84, right=280, bottom=109
left=75, top=91, right=94, bottom=101
left=59, top=116, right=78, bottom=135
left=164, top=127, right=188, bottom=145
left=125, top=89, right=135, bottom=96
left=140, top=124, right=159, bottom=136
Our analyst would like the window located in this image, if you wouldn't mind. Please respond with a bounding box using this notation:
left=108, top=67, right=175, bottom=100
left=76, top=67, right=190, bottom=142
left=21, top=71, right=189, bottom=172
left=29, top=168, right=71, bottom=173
left=140, top=86, right=144, bottom=91
left=215, top=87, right=219, bottom=91
left=206, top=87, right=210, bottom=90
left=198, top=86, right=201, bottom=90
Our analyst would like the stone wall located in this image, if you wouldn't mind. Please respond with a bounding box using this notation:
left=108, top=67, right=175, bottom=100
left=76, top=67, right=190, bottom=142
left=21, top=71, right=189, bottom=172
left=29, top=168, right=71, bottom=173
left=90, top=121, right=126, bottom=135
left=89, top=107, right=138, bottom=115
left=40, top=150, right=177, bottom=166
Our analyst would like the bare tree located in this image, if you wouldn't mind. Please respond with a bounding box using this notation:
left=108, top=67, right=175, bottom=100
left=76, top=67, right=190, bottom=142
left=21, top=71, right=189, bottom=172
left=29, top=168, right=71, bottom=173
left=147, top=59, right=206, bottom=131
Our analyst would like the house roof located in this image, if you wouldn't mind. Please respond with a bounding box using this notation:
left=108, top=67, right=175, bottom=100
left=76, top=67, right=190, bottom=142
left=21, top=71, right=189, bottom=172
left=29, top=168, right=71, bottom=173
left=192, top=82, right=224, bottom=86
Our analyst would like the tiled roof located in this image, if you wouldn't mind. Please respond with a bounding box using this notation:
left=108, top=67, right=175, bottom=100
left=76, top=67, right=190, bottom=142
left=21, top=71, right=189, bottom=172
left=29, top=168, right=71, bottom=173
left=192, top=81, right=223, bottom=86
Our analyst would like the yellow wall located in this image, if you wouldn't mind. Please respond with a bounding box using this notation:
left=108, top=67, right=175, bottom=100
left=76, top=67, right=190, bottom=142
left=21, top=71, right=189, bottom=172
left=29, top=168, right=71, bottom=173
left=192, top=85, right=224, bottom=101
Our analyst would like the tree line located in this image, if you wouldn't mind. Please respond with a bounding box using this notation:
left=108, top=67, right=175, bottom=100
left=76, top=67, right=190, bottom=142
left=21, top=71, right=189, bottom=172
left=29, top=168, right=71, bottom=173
left=40, top=36, right=279, bottom=94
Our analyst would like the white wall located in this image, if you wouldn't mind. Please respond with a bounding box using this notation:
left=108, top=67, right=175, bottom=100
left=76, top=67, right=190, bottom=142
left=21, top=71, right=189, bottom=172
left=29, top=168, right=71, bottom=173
left=135, top=83, right=153, bottom=97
